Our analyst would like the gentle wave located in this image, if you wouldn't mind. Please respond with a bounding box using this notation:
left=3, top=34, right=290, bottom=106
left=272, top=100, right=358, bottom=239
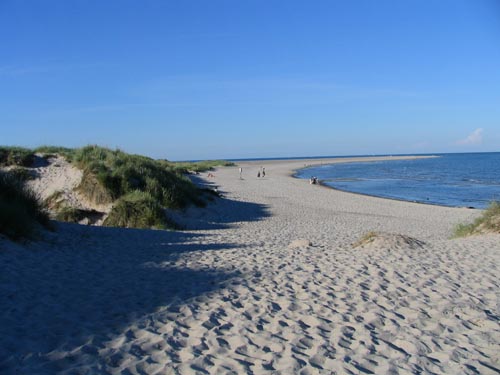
left=295, top=152, right=500, bottom=209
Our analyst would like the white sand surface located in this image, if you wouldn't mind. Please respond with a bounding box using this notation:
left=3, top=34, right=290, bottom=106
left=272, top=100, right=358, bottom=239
left=25, top=155, right=111, bottom=215
left=25, top=155, right=83, bottom=203
left=1, top=156, right=499, bottom=374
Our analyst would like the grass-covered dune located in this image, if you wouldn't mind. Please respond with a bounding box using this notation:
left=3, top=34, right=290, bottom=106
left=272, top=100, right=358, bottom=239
left=0, top=145, right=234, bottom=234
left=71, top=145, right=218, bottom=228
left=454, top=201, right=500, bottom=237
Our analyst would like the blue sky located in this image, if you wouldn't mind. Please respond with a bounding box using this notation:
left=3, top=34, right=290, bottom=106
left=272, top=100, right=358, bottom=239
left=1, top=0, right=499, bottom=160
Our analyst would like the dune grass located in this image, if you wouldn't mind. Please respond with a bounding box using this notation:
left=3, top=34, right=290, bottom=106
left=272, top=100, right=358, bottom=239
left=34, top=145, right=75, bottom=160
left=55, top=206, right=82, bottom=223
left=1, top=144, right=231, bottom=230
left=0, top=171, right=50, bottom=240
left=352, top=231, right=378, bottom=248
left=171, top=160, right=235, bottom=173
left=72, top=145, right=205, bottom=209
left=76, top=169, right=115, bottom=205
left=103, top=191, right=178, bottom=229
left=45, top=191, right=67, bottom=211
left=0, top=146, right=35, bottom=167
left=44, top=191, right=77, bottom=221
left=454, top=201, right=500, bottom=237
left=70, top=145, right=231, bottom=229
left=8, top=167, right=35, bottom=181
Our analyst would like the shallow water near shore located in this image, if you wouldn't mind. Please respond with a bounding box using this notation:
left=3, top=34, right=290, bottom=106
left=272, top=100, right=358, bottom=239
left=295, top=152, right=500, bottom=209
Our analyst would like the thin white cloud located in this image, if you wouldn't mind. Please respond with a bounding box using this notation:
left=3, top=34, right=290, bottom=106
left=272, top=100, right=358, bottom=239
left=456, top=128, right=483, bottom=145
left=0, top=62, right=110, bottom=77
left=133, top=75, right=419, bottom=102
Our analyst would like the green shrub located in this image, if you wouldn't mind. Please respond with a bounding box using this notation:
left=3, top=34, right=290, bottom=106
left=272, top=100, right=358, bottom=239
left=454, top=201, right=500, bottom=237
left=0, top=146, right=35, bottom=167
left=103, top=191, right=177, bottom=229
left=0, top=172, right=50, bottom=240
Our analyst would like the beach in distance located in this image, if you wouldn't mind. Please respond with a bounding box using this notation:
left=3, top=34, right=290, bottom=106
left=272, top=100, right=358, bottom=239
left=1, top=155, right=499, bottom=375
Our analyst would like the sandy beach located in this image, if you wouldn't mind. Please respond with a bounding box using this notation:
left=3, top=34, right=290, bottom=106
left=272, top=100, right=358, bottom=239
left=1, top=156, right=499, bottom=374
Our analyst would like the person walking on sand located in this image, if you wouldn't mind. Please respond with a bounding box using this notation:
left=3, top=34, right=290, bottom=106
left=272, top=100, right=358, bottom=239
left=239, top=167, right=243, bottom=179
left=262, top=167, right=265, bottom=177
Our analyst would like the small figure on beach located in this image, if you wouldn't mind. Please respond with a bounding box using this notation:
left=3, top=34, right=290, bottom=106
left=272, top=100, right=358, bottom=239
left=239, top=167, right=243, bottom=179
left=257, top=171, right=261, bottom=178
left=207, top=172, right=215, bottom=178
left=310, top=176, right=318, bottom=185
left=262, top=167, right=265, bottom=177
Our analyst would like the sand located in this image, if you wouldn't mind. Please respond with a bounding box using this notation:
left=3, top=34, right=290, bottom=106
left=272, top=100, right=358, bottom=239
left=1, top=156, right=499, bottom=374
left=26, top=155, right=112, bottom=216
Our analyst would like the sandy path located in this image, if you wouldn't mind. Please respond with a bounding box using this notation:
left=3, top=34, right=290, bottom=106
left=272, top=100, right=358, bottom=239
left=1, top=157, right=499, bottom=374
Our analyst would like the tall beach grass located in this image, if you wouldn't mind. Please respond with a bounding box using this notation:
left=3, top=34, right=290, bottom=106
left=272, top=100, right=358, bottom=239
left=0, top=146, right=35, bottom=167
left=72, top=145, right=205, bottom=210
left=0, top=171, right=50, bottom=240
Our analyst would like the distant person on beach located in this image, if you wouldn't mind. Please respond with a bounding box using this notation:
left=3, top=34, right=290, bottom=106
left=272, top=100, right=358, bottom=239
left=239, top=167, right=242, bottom=179
left=257, top=171, right=260, bottom=178
left=262, top=167, right=265, bottom=177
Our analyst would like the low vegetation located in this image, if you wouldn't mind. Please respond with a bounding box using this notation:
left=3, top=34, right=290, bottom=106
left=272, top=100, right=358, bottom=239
left=34, top=145, right=75, bottom=160
left=454, top=202, right=500, bottom=237
left=352, top=231, right=426, bottom=249
left=1, top=144, right=231, bottom=231
left=171, top=160, right=235, bottom=173
left=76, top=169, right=114, bottom=205
left=352, top=231, right=378, bottom=248
left=0, top=146, right=35, bottom=167
left=54, top=206, right=83, bottom=223
left=0, top=171, right=50, bottom=240
left=72, top=145, right=206, bottom=210
left=45, top=191, right=68, bottom=212
left=8, top=167, right=35, bottom=181
left=103, top=191, right=178, bottom=229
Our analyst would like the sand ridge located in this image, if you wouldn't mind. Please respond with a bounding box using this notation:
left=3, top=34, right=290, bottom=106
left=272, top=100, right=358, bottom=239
left=1, top=156, right=499, bottom=374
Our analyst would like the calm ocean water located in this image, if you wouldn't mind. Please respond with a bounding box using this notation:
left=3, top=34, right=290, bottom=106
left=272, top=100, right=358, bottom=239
left=294, top=153, right=500, bottom=209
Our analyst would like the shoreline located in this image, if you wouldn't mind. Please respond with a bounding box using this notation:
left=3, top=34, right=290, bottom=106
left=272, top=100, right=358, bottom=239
left=270, top=154, right=481, bottom=211
left=236, top=154, right=472, bottom=210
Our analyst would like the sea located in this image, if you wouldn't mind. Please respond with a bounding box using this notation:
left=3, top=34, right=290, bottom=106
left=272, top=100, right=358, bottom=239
left=293, top=152, right=500, bottom=209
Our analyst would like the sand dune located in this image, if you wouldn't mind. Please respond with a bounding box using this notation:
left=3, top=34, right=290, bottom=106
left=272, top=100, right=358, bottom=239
left=1, top=157, right=499, bottom=374
left=26, top=155, right=112, bottom=220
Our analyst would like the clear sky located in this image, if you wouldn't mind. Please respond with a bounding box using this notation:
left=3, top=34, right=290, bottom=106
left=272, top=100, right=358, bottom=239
left=1, top=0, right=499, bottom=160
